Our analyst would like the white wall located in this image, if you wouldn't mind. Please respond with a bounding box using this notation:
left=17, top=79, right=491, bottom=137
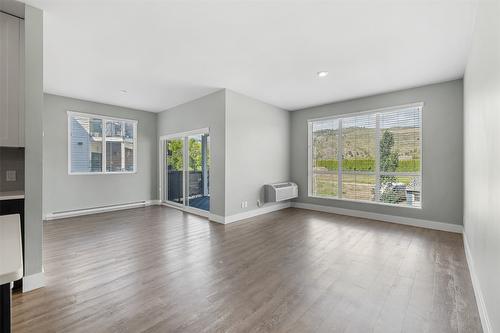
left=225, top=90, right=290, bottom=216
left=463, top=0, right=500, bottom=331
left=290, top=80, right=464, bottom=226
left=43, top=94, right=158, bottom=216
left=157, top=90, right=226, bottom=217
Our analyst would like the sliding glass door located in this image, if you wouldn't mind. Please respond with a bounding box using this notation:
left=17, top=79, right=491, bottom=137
left=166, top=137, right=184, bottom=204
left=162, top=130, right=210, bottom=212
left=187, top=134, right=210, bottom=211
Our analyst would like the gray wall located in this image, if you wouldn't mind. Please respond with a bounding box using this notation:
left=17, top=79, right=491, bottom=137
left=23, top=5, right=43, bottom=277
left=290, top=80, right=463, bottom=225
left=225, top=90, right=290, bottom=216
left=157, top=90, right=226, bottom=217
left=0, top=147, right=24, bottom=192
left=43, top=94, right=158, bottom=216
left=463, top=0, right=500, bottom=331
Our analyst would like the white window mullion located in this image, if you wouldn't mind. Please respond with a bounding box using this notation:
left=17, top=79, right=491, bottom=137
left=307, top=122, right=313, bottom=196
left=121, top=121, right=125, bottom=171
left=419, top=106, right=423, bottom=207
left=102, top=119, right=106, bottom=173
left=337, top=118, right=343, bottom=199
left=87, top=117, right=92, bottom=171
left=184, top=136, right=189, bottom=206
left=68, top=112, right=138, bottom=175
left=380, top=172, right=419, bottom=177
left=134, top=123, right=138, bottom=173
left=374, top=114, right=381, bottom=202
left=306, top=103, right=422, bottom=209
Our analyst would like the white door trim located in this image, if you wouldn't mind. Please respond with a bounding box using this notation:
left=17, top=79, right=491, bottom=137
left=159, top=128, right=210, bottom=209
left=159, top=127, right=210, bottom=141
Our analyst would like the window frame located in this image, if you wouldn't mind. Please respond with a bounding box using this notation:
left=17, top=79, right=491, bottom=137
left=307, top=102, right=423, bottom=209
left=67, top=111, right=138, bottom=175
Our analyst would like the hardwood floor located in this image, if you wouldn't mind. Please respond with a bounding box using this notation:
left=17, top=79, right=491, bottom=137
left=12, top=206, right=482, bottom=332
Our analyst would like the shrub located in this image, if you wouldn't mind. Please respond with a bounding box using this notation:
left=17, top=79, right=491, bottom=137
left=315, top=159, right=419, bottom=172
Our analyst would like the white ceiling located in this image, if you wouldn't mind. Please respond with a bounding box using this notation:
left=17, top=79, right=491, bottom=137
left=22, top=0, right=477, bottom=112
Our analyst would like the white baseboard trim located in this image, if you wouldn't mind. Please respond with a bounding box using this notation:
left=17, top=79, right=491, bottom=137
left=224, top=202, right=291, bottom=224
left=161, top=201, right=210, bottom=218
left=208, top=213, right=225, bottom=224
left=463, top=234, right=492, bottom=333
left=211, top=202, right=291, bottom=225
left=22, top=271, right=44, bottom=292
left=44, top=200, right=159, bottom=221
left=161, top=201, right=290, bottom=224
left=291, top=202, right=463, bottom=233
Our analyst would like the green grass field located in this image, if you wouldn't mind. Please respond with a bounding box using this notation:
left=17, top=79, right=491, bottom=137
left=312, top=126, right=420, bottom=172
left=314, top=159, right=420, bottom=172
left=313, top=173, right=420, bottom=205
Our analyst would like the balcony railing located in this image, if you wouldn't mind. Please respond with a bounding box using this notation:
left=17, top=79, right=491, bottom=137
left=167, top=170, right=209, bottom=203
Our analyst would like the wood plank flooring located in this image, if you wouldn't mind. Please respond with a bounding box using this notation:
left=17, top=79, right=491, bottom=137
left=11, top=206, right=482, bottom=332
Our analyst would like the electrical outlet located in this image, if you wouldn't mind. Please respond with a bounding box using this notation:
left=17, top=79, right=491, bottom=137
left=241, top=201, right=248, bottom=208
left=6, top=170, right=16, bottom=182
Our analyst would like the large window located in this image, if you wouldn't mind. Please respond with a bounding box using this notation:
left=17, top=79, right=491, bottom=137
left=308, top=104, right=422, bottom=208
left=68, top=112, right=137, bottom=174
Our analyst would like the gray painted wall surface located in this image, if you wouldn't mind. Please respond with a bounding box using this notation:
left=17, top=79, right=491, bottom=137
left=0, top=147, right=24, bottom=192
left=43, top=94, right=158, bottom=216
left=23, top=5, right=43, bottom=276
left=463, top=0, right=500, bottom=331
left=225, top=90, right=290, bottom=216
left=290, top=80, right=463, bottom=225
left=157, top=90, right=226, bottom=217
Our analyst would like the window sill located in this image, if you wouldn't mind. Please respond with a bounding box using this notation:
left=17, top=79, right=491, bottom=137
left=308, top=194, right=422, bottom=210
left=68, top=171, right=137, bottom=175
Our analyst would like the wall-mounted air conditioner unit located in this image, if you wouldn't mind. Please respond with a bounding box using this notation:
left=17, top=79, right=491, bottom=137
left=264, top=182, right=298, bottom=202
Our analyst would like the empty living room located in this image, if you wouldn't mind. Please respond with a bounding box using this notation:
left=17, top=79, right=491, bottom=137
left=0, top=0, right=498, bottom=332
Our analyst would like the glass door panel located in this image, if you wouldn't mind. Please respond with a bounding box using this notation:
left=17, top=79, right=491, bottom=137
left=187, top=134, right=210, bottom=211
left=166, top=138, right=184, bottom=204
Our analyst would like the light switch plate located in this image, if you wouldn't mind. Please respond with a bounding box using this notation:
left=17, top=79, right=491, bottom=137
left=6, top=170, right=16, bottom=182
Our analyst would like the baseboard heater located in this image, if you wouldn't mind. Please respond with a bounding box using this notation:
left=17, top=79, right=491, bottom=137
left=45, top=201, right=148, bottom=220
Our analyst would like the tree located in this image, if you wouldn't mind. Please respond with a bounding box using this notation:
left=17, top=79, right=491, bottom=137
left=379, top=130, right=399, bottom=183
left=189, top=138, right=202, bottom=170
left=167, top=139, right=184, bottom=170
left=379, top=130, right=403, bottom=203
left=167, top=138, right=207, bottom=171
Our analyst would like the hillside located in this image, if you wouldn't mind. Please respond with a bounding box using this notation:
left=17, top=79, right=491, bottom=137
left=312, top=126, right=420, bottom=172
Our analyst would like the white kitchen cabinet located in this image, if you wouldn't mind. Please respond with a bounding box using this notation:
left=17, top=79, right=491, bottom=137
left=0, top=12, right=24, bottom=147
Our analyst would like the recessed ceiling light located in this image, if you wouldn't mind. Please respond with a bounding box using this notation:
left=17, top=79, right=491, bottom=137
left=120, top=89, right=128, bottom=94
left=317, top=71, right=329, bottom=78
